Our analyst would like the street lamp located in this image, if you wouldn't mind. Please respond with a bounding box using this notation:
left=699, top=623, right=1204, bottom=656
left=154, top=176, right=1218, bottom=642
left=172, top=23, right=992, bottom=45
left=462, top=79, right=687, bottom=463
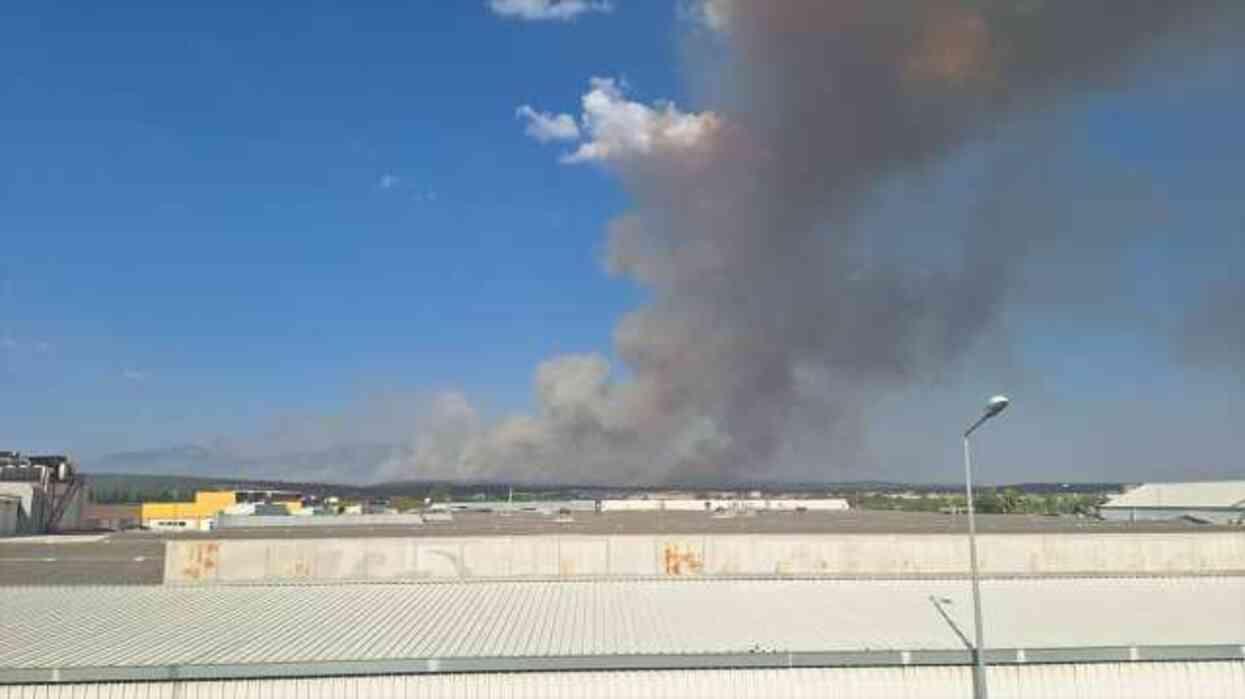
left=962, top=394, right=1009, bottom=699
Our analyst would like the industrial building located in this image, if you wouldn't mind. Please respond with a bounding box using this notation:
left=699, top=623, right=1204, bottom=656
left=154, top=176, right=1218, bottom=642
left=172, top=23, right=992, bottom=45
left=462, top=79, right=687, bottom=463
left=2, top=513, right=1243, bottom=696
left=597, top=497, right=850, bottom=512
left=1100, top=480, right=1245, bottom=524
left=0, top=452, right=83, bottom=535
left=139, top=489, right=304, bottom=530
left=432, top=497, right=850, bottom=514
left=1, top=577, right=1242, bottom=697
left=0, top=495, right=20, bottom=537
left=208, top=496, right=849, bottom=528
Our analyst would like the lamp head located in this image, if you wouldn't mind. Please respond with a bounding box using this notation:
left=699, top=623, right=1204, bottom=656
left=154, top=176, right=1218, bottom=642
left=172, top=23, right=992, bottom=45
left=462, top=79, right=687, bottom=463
left=985, top=395, right=1010, bottom=418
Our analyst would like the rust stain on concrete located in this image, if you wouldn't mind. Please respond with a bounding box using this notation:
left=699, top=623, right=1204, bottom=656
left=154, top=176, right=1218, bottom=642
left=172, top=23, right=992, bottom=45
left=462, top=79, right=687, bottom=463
left=663, top=543, right=704, bottom=575
left=180, top=542, right=219, bottom=581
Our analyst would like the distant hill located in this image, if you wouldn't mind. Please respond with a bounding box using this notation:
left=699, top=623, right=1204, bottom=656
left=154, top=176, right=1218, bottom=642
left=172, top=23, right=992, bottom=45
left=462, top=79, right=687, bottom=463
left=83, top=445, right=1126, bottom=497
left=85, top=472, right=366, bottom=503
left=90, top=446, right=233, bottom=476
left=83, top=469, right=1126, bottom=505
left=85, top=442, right=406, bottom=482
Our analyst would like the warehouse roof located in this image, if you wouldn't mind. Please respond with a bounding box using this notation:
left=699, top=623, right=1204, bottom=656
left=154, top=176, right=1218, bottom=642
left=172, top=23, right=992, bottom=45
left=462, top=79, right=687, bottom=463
left=2, top=577, right=1243, bottom=683
left=1103, top=481, right=1245, bottom=509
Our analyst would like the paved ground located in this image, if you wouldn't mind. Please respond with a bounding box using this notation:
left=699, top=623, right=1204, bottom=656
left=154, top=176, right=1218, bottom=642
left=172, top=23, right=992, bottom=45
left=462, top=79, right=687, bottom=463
left=0, top=537, right=164, bottom=585
left=2, top=510, right=1237, bottom=586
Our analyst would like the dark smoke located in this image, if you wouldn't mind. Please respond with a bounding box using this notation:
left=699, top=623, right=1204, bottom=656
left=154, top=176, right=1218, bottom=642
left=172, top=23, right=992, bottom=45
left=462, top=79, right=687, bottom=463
left=441, top=0, right=1245, bottom=484
left=548, top=0, right=1239, bottom=480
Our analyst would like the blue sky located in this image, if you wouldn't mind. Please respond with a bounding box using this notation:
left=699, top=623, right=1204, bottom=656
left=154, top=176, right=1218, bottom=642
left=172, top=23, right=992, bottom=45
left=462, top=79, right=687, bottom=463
left=2, top=1, right=678, bottom=451
left=2, top=1, right=1242, bottom=483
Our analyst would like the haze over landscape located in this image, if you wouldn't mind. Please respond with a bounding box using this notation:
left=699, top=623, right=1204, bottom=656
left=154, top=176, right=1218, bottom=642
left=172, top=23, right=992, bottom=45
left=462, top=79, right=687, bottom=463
left=3, top=0, right=1242, bottom=485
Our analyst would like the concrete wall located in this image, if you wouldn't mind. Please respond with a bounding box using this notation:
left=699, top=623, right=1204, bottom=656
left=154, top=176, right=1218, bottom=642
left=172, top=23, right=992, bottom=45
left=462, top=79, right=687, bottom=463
left=165, top=531, right=1245, bottom=584
left=0, top=482, right=47, bottom=535
left=0, top=496, right=19, bottom=537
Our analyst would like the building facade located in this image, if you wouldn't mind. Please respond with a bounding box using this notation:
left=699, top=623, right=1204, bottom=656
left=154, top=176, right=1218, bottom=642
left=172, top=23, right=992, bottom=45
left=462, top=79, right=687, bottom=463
left=1101, top=481, right=1245, bottom=524
left=140, top=490, right=305, bottom=530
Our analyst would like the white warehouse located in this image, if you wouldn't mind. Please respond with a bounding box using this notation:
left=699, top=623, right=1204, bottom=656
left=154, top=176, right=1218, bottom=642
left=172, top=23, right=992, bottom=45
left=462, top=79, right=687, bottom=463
left=1, top=577, right=1242, bottom=698
left=598, top=497, right=849, bottom=512
left=1100, top=481, right=1245, bottom=524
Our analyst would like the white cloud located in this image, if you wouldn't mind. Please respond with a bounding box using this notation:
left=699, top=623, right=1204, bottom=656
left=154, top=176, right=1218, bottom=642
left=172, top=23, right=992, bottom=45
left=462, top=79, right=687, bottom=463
left=696, top=0, right=733, bottom=31
left=122, top=369, right=150, bottom=383
left=488, top=0, right=612, bottom=21
left=378, top=174, right=400, bottom=190
left=558, top=77, right=720, bottom=164
left=516, top=105, right=581, bottom=142
left=0, top=337, right=16, bottom=351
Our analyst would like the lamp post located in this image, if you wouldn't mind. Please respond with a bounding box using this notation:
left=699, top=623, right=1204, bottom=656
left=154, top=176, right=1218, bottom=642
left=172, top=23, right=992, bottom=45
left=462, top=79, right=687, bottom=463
left=962, top=395, right=1009, bottom=699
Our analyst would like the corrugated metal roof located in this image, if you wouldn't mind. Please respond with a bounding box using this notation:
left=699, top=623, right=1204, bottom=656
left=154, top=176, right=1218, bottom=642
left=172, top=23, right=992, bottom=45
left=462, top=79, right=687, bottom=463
left=2, top=577, right=1243, bottom=678
left=1104, top=481, right=1245, bottom=509
left=4, top=663, right=1245, bottom=699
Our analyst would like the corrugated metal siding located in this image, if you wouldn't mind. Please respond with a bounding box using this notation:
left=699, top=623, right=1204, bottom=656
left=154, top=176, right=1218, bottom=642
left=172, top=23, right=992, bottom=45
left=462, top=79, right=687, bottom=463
left=2, top=578, right=1243, bottom=672
left=3, top=663, right=1243, bottom=699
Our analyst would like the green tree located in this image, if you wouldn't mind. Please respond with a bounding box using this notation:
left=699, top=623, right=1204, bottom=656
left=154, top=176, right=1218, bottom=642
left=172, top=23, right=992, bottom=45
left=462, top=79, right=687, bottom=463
left=998, top=488, right=1023, bottom=514
left=974, top=490, right=1002, bottom=514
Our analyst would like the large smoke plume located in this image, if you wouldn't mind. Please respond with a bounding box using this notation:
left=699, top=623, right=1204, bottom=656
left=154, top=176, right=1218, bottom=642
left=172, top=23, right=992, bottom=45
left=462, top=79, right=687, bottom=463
left=467, top=0, right=1242, bottom=484
left=142, top=1, right=1239, bottom=484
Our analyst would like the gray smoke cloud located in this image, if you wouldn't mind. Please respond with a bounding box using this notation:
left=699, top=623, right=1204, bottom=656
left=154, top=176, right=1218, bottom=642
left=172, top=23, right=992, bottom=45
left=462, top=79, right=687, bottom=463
left=89, top=391, right=481, bottom=483
left=132, top=1, right=1239, bottom=484
left=1182, top=280, right=1245, bottom=375
left=476, top=0, right=1244, bottom=484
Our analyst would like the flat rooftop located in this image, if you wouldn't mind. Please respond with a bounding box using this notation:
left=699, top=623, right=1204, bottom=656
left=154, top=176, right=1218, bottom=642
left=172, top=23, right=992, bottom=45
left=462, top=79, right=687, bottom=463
left=2, top=576, right=1243, bottom=684
left=2, top=511, right=1239, bottom=586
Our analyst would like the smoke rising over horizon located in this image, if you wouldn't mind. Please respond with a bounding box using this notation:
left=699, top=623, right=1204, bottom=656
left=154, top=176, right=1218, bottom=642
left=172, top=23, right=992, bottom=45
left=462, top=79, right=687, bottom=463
left=479, top=0, right=1245, bottom=484
left=98, top=1, right=1243, bottom=484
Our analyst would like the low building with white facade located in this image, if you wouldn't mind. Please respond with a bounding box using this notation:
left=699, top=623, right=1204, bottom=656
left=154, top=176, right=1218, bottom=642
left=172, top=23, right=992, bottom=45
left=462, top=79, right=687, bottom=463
left=1100, top=480, right=1245, bottom=524
left=598, top=497, right=849, bottom=512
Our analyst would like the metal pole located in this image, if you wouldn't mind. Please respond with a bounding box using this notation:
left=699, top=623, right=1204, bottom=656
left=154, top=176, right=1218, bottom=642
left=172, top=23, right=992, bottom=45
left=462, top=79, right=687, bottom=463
left=963, top=435, right=989, bottom=699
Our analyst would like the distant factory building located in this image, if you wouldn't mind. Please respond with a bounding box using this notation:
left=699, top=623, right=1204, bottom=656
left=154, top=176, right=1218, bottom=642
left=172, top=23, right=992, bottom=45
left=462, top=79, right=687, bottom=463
left=1100, top=480, right=1245, bottom=525
left=0, top=451, right=83, bottom=535
left=598, top=497, right=850, bottom=513
left=140, top=489, right=305, bottom=531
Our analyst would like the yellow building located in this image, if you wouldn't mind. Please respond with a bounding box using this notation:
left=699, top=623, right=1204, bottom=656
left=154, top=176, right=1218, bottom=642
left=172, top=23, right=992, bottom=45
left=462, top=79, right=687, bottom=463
left=140, top=491, right=238, bottom=531
left=140, top=490, right=304, bottom=530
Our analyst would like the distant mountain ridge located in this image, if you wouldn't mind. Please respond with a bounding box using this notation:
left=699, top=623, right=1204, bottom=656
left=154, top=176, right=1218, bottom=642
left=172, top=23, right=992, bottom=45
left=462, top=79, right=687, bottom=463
left=86, top=442, right=405, bottom=482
